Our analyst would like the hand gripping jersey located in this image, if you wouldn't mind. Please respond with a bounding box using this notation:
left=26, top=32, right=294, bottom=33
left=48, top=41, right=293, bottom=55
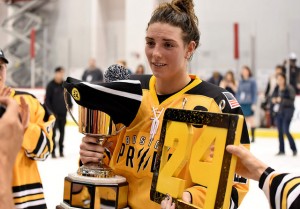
left=10, top=89, right=55, bottom=209
left=65, top=75, right=250, bottom=209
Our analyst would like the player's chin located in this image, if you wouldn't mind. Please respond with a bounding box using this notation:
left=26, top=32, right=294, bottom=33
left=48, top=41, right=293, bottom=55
left=151, top=68, right=168, bottom=79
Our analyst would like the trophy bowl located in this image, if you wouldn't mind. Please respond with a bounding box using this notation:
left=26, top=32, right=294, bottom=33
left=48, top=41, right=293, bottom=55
left=57, top=89, right=128, bottom=209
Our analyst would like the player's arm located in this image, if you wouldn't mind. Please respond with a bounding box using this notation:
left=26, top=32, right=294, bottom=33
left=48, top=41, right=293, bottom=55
left=227, top=145, right=300, bottom=209
left=20, top=96, right=55, bottom=161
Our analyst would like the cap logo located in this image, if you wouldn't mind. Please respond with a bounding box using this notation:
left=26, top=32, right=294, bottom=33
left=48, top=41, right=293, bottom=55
left=0, top=51, right=2, bottom=55
left=72, top=88, right=80, bottom=101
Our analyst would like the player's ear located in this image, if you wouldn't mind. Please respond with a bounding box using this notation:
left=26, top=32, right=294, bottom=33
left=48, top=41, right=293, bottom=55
left=185, top=41, right=196, bottom=60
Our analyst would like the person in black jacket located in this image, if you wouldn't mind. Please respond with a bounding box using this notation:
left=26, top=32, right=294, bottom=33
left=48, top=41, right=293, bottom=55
left=82, top=58, right=103, bottom=83
left=45, top=67, right=72, bottom=158
left=271, top=73, right=297, bottom=156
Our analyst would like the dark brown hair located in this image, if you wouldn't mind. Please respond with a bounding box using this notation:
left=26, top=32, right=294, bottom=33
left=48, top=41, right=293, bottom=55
left=276, top=72, right=287, bottom=85
left=242, top=65, right=252, bottom=79
left=147, top=0, right=200, bottom=49
left=225, top=70, right=236, bottom=85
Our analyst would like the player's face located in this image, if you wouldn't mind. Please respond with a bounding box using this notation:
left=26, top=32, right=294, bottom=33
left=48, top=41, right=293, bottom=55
left=0, top=60, right=7, bottom=88
left=241, top=68, right=250, bottom=79
left=145, top=23, right=193, bottom=80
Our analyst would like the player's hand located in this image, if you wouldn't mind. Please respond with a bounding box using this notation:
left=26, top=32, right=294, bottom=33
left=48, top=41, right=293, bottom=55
left=0, top=86, right=11, bottom=97
left=19, top=96, right=30, bottom=130
left=79, top=136, right=105, bottom=164
left=226, top=145, right=268, bottom=181
left=161, top=194, right=175, bottom=209
left=0, top=97, right=23, bottom=170
left=161, top=192, right=192, bottom=209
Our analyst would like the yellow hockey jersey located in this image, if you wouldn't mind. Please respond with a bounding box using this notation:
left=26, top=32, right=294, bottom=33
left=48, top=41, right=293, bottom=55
left=10, top=89, right=55, bottom=209
left=107, top=75, right=250, bottom=209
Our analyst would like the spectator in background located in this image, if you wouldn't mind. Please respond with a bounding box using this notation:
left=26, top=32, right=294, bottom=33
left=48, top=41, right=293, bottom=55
left=271, top=73, right=297, bottom=156
left=236, top=66, right=257, bottom=143
left=82, top=58, right=103, bottom=83
left=117, top=59, right=133, bottom=74
left=207, top=71, right=223, bottom=86
left=287, top=52, right=300, bottom=94
left=262, top=65, right=284, bottom=127
left=45, top=67, right=72, bottom=158
left=219, top=70, right=238, bottom=95
left=135, top=64, right=145, bottom=75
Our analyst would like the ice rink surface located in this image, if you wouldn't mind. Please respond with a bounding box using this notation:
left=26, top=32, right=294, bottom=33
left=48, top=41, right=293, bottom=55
left=38, top=126, right=300, bottom=209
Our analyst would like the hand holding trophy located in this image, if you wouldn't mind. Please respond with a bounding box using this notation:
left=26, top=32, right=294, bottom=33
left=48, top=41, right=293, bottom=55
left=57, top=65, right=142, bottom=209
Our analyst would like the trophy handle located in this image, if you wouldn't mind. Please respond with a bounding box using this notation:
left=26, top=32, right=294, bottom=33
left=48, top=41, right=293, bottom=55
left=64, top=88, right=78, bottom=126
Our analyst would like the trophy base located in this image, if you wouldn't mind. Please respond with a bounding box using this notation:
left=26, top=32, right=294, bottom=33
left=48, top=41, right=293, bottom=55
left=77, top=164, right=114, bottom=178
left=59, top=173, right=128, bottom=209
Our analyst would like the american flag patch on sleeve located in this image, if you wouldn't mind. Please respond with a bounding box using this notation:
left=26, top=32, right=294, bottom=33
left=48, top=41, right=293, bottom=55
left=222, top=92, right=240, bottom=109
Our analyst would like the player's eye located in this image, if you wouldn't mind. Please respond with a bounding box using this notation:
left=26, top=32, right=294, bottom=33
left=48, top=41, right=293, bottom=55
left=164, top=42, right=174, bottom=48
left=146, top=41, right=155, bottom=48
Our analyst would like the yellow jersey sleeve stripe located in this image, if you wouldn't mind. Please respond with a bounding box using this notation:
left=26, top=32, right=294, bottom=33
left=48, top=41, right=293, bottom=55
left=281, top=178, right=300, bottom=209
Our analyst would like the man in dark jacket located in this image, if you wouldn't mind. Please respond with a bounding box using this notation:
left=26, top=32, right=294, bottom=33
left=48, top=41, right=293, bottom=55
left=82, top=58, right=103, bottom=83
left=45, top=67, right=72, bottom=158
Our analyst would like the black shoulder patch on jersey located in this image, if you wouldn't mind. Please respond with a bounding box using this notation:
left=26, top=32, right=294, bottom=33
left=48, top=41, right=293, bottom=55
left=130, top=74, right=151, bottom=90
left=187, top=81, right=250, bottom=144
left=186, top=81, right=228, bottom=106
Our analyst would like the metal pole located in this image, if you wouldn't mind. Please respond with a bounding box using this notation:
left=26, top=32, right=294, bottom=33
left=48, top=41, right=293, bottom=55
left=234, top=23, right=240, bottom=77
left=251, top=35, right=256, bottom=76
left=42, top=27, right=48, bottom=87
left=30, top=28, right=35, bottom=88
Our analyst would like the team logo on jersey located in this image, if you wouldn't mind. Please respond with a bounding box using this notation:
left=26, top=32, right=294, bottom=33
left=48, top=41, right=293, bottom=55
left=72, top=88, right=80, bottom=101
left=222, top=92, right=240, bottom=109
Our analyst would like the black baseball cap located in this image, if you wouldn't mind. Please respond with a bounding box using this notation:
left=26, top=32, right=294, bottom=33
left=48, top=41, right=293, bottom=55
left=0, top=49, right=9, bottom=64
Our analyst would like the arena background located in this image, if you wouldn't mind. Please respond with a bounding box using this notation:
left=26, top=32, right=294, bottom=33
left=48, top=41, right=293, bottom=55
left=1, top=0, right=300, bottom=208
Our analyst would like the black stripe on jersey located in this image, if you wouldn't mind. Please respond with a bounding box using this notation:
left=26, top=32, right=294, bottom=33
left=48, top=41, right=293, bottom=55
left=14, top=190, right=43, bottom=199
left=14, top=90, right=37, bottom=99
left=269, top=173, right=287, bottom=209
left=230, top=187, right=239, bottom=207
left=12, top=183, right=43, bottom=193
left=26, top=204, right=47, bottom=209
left=290, top=194, right=300, bottom=209
left=27, top=130, right=44, bottom=156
